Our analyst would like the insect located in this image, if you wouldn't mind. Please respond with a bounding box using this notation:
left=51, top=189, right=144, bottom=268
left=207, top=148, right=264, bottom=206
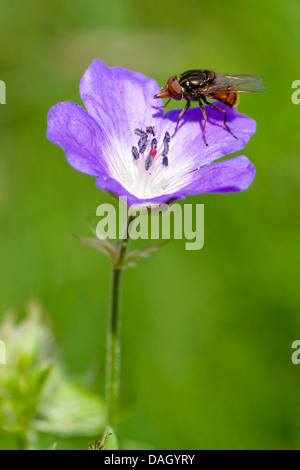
left=153, top=70, right=265, bottom=146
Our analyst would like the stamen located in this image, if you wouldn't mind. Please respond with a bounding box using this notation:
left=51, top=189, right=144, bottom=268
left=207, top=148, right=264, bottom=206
left=134, top=128, right=147, bottom=137
left=162, top=156, right=169, bottom=167
left=132, top=125, right=171, bottom=172
left=145, top=154, right=154, bottom=171
left=163, top=131, right=171, bottom=143
left=138, top=136, right=148, bottom=153
left=163, top=132, right=170, bottom=156
left=146, top=126, right=155, bottom=136
left=131, top=146, right=140, bottom=160
left=151, top=138, right=157, bottom=149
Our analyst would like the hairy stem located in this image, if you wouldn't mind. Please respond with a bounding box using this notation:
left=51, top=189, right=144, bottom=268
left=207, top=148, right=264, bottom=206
left=104, top=215, right=133, bottom=433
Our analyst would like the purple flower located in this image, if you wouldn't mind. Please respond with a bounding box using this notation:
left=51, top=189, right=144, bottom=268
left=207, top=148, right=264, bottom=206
left=46, top=60, right=256, bottom=207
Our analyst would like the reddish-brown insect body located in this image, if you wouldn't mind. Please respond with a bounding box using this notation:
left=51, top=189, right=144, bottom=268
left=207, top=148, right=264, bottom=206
left=153, top=70, right=265, bottom=146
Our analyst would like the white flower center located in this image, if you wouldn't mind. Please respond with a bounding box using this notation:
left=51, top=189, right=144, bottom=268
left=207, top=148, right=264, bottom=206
left=106, top=125, right=192, bottom=200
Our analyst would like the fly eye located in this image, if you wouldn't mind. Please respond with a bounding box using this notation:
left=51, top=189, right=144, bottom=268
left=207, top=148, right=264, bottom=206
left=205, top=70, right=215, bottom=82
left=167, top=76, right=182, bottom=101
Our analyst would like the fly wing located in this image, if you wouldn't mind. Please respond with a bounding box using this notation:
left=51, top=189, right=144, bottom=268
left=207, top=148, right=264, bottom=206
left=201, top=74, right=266, bottom=94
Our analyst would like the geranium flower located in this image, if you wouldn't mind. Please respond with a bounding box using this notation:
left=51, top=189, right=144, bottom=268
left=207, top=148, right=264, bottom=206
left=46, top=60, right=256, bottom=207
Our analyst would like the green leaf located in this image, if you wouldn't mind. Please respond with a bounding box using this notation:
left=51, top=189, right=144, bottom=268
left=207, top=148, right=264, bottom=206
left=120, top=241, right=168, bottom=269
left=0, top=303, right=105, bottom=448
left=101, top=426, right=118, bottom=450
left=88, top=427, right=118, bottom=450
left=74, top=234, right=117, bottom=261
left=86, top=213, right=98, bottom=236
left=33, top=377, right=105, bottom=437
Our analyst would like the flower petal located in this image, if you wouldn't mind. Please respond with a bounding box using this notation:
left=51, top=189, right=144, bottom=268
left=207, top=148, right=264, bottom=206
left=79, top=59, right=162, bottom=144
left=47, top=101, right=111, bottom=176
left=47, top=60, right=257, bottom=208
left=96, top=155, right=255, bottom=205
left=95, top=174, right=175, bottom=207
left=160, top=103, right=256, bottom=174
left=180, top=155, right=256, bottom=195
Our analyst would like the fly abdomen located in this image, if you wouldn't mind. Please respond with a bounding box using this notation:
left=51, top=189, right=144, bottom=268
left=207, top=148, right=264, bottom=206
left=211, top=92, right=239, bottom=108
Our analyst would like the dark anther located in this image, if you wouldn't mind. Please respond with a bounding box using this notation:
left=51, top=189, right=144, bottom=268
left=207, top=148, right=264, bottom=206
left=146, top=126, right=155, bottom=136
left=163, top=131, right=171, bottom=143
left=145, top=155, right=154, bottom=171
left=138, top=136, right=148, bottom=153
left=134, top=128, right=147, bottom=137
left=131, top=146, right=140, bottom=160
left=151, top=138, right=157, bottom=149
left=162, top=156, right=169, bottom=167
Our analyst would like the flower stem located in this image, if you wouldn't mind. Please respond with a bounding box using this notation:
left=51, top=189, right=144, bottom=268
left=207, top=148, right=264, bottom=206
left=104, top=215, right=133, bottom=434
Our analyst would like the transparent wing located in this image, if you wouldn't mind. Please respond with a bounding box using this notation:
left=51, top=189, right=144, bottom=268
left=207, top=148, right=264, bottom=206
left=201, top=74, right=266, bottom=94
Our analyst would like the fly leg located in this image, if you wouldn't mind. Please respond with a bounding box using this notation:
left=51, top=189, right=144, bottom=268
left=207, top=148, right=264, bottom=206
left=172, top=100, right=190, bottom=137
left=199, top=100, right=208, bottom=147
left=152, top=98, right=171, bottom=110
left=202, top=97, right=238, bottom=141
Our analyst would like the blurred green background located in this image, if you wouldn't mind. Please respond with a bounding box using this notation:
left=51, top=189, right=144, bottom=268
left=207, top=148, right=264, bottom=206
left=1, top=0, right=300, bottom=450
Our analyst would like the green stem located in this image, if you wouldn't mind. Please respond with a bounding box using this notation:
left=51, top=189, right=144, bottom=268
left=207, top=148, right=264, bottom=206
left=104, top=215, right=133, bottom=432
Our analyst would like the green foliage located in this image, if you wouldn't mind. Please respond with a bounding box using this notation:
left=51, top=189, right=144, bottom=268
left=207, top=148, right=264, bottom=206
left=0, top=301, right=104, bottom=449
left=1, top=0, right=300, bottom=450
left=76, top=231, right=167, bottom=269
